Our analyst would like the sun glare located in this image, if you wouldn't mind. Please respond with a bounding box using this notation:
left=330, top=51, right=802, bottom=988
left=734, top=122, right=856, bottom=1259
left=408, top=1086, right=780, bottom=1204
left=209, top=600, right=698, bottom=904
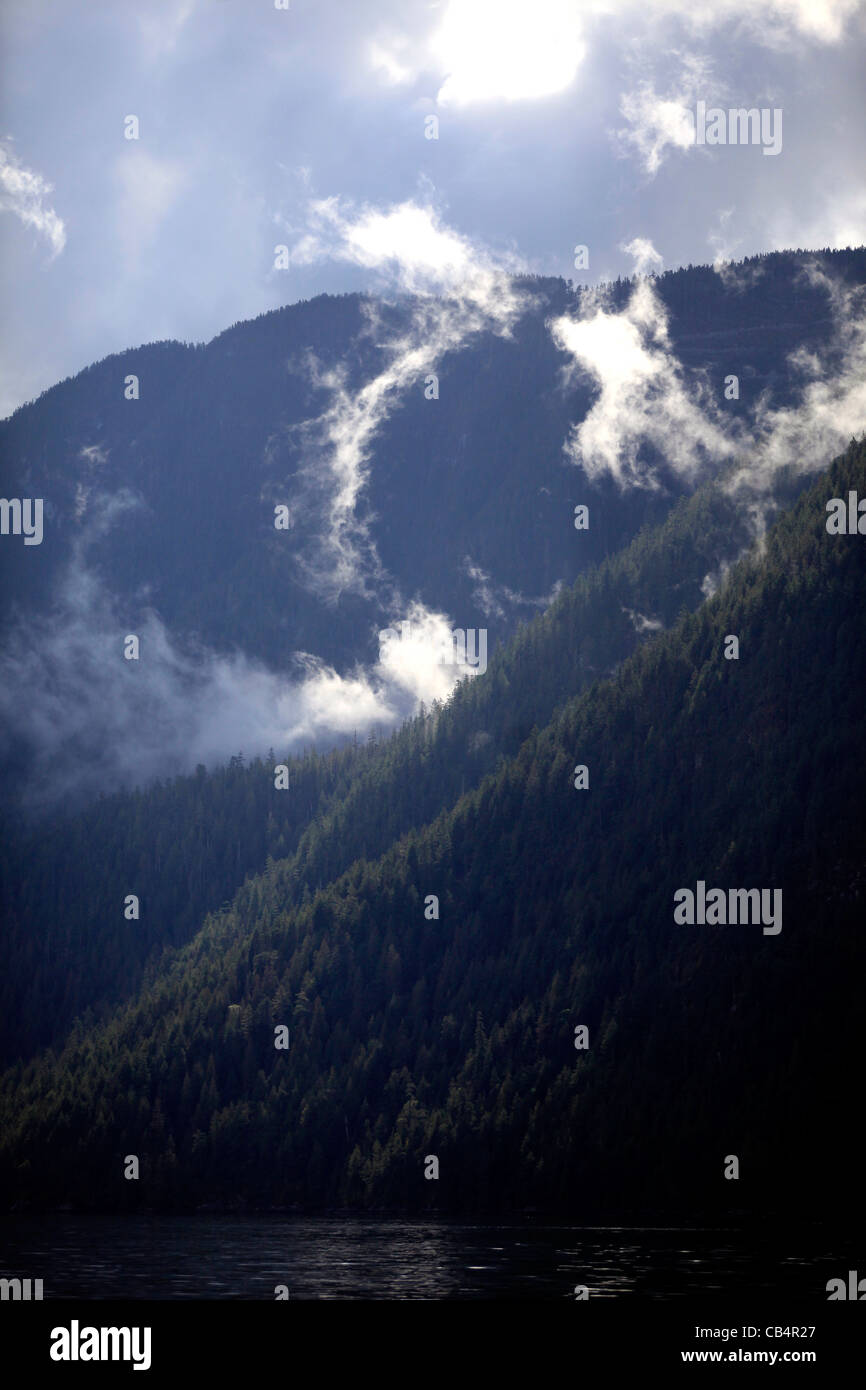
left=430, top=0, right=586, bottom=105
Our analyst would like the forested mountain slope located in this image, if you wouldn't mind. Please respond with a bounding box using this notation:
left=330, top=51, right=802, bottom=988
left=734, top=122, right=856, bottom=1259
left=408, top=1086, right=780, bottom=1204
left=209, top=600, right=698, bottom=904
left=2, top=439, right=863, bottom=1218
left=0, top=472, right=751, bottom=1064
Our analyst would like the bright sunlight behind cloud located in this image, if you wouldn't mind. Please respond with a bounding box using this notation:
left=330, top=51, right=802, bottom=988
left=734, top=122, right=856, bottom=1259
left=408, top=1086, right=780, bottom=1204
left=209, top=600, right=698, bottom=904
left=430, top=0, right=586, bottom=106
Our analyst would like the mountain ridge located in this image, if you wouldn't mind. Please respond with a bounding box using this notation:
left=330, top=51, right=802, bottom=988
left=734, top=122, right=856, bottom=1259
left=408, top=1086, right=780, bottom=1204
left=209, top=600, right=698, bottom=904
left=2, top=437, right=863, bottom=1219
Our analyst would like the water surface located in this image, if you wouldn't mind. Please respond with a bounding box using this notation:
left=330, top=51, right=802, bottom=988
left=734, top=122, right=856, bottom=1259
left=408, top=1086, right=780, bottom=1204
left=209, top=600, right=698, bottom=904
left=0, top=1216, right=850, bottom=1300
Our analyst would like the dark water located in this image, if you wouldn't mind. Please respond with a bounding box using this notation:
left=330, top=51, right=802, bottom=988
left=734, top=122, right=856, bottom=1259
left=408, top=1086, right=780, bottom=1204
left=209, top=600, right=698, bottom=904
left=0, top=1216, right=853, bottom=1300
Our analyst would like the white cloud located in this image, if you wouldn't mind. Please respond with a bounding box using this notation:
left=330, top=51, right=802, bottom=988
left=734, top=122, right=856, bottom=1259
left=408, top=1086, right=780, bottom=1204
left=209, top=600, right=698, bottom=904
left=430, top=0, right=586, bottom=106
left=769, top=188, right=866, bottom=254
left=621, top=236, right=664, bottom=276
left=552, top=247, right=866, bottom=508
left=0, top=143, right=65, bottom=258
left=285, top=195, right=523, bottom=297
left=617, top=87, right=697, bottom=175
left=463, top=557, right=556, bottom=620
left=623, top=606, right=664, bottom=632
left=551, top=271, right=739, bottom=489
left=368, top=38, right=414, bottom=86
left=371, top=0, right=862, bottom=106
left=0, top=502, right=488, bottom=811
left=605, top=0, right=860, bottom=45
left=377, top=600, right=488, bottom=701
left=704, top=0, right=860, bottom=44
left=615, top=54, right=715, bottom=175
left=727, top=264, right=866, bottom=497
left=708, top=208, right=741, bottom=267
left=700, top=556, right=738, bottom=598
left=280, top=195, right=529, bottom=602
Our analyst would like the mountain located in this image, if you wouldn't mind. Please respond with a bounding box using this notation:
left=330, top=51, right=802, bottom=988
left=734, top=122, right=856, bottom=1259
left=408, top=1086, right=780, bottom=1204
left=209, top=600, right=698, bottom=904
left=0, top=466, right=752, bottom=1065
left=2, top=437, right=863, bottom=1219
left=1, top=248, right=863, bottom=672
left=1, top=251, right=866, bottom=817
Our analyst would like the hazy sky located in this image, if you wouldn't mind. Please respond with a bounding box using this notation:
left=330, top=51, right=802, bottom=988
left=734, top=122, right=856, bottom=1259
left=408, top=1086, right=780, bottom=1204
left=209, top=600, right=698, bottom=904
left=1, top=0, right=865, bottom=417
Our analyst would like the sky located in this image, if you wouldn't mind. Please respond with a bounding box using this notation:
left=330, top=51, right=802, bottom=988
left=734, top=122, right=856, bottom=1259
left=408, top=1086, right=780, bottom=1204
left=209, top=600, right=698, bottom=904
left=1, top=0, right=865, bottom=419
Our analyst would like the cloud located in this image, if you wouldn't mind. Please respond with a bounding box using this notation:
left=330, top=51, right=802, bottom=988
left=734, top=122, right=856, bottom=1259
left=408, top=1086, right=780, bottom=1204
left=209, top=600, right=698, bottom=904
left=552, top=247, right=866, bottom=510
left=622, top=606, right=664, bottom=632
left=371, top=0, right=861, bottom=107
left=0, top=143, right=66, bottom=258
left=610, top=0, right=861, bottom=45
left=621, top=236, right=664, bottom=276
left=0, top=502, right=488, bottom=813
left=616, top=87, right=697, bottom=175
left=709, top=214, right=769, bottom=291
left=280, top=195, right=530, bottom=603
left=700, top=557, right=737, bottom=598
left=726, top=262, right=866, bottom=498
left=768, top=188, right=866, bottom=255
left=377, top=600, right=489, bottom=698
left=368, top=38, right=415, bottom=87
left=550, top=255, right=740, bottom=489
left=463, top=557, right=558, bottom=620
left=718, top=0, right=861, bottom=44
left=429, top=0, right=586, bottom=106
left=284, top=194, right=525, bottom=297
left=615, top=55, right=715, bottom=175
